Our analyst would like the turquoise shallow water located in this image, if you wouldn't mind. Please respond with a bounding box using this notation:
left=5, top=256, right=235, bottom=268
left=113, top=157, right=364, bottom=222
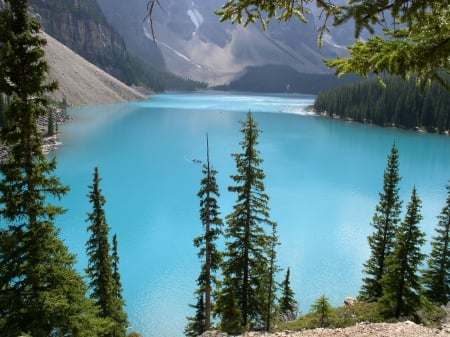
left=53, top=92, right=449, bottom=337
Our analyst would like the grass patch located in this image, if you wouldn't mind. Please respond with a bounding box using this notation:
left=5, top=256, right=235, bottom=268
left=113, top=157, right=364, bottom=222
left=275, top=301, right=446, bottom=332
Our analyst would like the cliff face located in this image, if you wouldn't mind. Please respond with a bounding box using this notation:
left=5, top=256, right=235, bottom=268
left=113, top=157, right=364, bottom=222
left=29, top=0, right=159, bottom=85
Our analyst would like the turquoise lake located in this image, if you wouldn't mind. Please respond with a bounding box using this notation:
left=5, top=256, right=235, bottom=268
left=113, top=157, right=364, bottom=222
left=54, top=92, right=450, bottom=337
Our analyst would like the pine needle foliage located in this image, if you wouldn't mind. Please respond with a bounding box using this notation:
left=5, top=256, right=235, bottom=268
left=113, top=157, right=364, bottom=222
left=216, top=111, right=279, bottom=333
left=279, top=267, right=298, bottom=321
left=380, top=187, right=426, bottom=318
left=360, top=143, right=402, bottom=301
left=86, top=167, right=128, bottom=337
left=186, top=134, right=223, bottom=337
left=422, top=182, right=450, bottom=305
left=310, top=295, right=332, bottom=328
left=210, top=0, right=450, bottom=90
left=0, top=1, right=101, bottom=336
left=185, top=294, right=207, bottom=337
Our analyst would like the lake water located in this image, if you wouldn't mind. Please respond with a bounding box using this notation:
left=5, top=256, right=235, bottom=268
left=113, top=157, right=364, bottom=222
left=54, top=92, right=450, bottom=337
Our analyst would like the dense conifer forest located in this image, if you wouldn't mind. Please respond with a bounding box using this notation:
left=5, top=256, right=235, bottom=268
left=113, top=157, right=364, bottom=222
left=314, top=77, right=450, bottom=133
left=214, top=65, right=361, bottom=94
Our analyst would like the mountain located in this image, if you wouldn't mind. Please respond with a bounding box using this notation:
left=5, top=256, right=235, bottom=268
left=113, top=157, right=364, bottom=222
left=43, top=32, right=148, bottom=105
left=96, top=0, right=349, bottom=85
left=29, top=0, right=206, bottom=92
left=30, top=0, right=134, bottom=83
left=29, top=0, right=356, bottom=89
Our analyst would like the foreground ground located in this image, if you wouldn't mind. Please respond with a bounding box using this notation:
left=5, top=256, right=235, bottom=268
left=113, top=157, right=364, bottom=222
left=202, top=321, right=450, bottom=337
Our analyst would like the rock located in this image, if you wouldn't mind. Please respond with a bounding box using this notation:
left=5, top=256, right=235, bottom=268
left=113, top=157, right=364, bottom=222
left=199, top=330, right=228, bottom=337
left=344, top=296, right=357, bottom=306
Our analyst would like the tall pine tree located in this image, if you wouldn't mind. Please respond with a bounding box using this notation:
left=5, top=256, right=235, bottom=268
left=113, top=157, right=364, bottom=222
left=381, top=187, right=426, bottom=318
left=216, top=111, right=279, bottom=333
left=86, top=167, right=128, bottom=337
left=0, top=1, right=102, bottom=336
left=422, top=181, right=450, bottom=305
left=186, top=134, right=223, bottom=337
left=360, top=143, right=403, bottom=301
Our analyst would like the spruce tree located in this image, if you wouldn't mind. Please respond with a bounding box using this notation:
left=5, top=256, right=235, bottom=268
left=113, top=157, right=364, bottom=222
left=360, top=143, right=403, bottom=301
left=262, top=223, right=279, bottom=331
left=310, top=295, right=332, bottom=328
left=112, top=234, right=124, bottom=301
left=86, top=167, right=128, bottom=337
left=186, top=133, right=223, bottom=336
left=380, top=187, right=426, bottom=318
left=214, top=274, right=243, bottom=335
left=0, top=1, right=101, bottom=336
left=422, top=182, right=450, bottom=305
left=279, top=267, right=298, bottom=321
left=111, top=234, right=128, bottom=337
left=185, top=294, right=206, bottom=337
left=216, top=111, right=279, bottom=332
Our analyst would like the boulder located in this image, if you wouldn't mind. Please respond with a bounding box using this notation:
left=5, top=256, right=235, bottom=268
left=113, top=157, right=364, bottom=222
left=344, top=296, right=357, bottom=306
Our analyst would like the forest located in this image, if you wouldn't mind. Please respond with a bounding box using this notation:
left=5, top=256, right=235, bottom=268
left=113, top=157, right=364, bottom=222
left=313, top=76, right=450, bottom=133
left=214, top=65, right=361, bottom=94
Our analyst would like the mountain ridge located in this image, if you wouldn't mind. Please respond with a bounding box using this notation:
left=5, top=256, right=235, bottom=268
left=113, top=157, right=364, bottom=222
left=96, top=0, right=348, bottom=85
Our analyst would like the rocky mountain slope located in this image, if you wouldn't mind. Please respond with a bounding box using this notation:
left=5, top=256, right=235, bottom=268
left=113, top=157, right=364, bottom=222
left=43, top=32, right=148, bottom=105
left=96, top=0, right=348, bottom=85
left=29, top=0, right=205, bottom=92
left=28, top=0, right=355, bottom=89
left=30, top=0, right=134, bottom=83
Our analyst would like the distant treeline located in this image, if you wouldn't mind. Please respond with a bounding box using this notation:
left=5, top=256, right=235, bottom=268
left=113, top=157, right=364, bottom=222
left=314, top=76, right=450, bottom=133
left=126, top=54, right=207, bottom=92
left=214, top=64, right=362, bottom=94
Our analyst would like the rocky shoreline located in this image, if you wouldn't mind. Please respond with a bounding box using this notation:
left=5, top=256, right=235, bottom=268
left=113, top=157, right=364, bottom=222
left=0, top=108, right=71, bottom=161
left=201, top=321, right=450, bottom=337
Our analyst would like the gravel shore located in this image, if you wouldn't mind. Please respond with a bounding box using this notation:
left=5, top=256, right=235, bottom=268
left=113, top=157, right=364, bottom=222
left=202, top=321, right=450, bottom=337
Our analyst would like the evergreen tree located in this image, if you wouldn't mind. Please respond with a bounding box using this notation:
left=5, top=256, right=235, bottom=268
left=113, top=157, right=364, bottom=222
left=185, top=294, right=206, bottom=337
left=216, top=111, right=279, bottom=332
left=214, top=279, right=243, bottom=335
left=0, top=1, right=101, bottom=336
left=111, top=234, right=128, bottom=336
left=262, top=223, right=279, bottom=331
left=422, top=182, right=450, bottom=305
left=360, top=143, right=402, bottom=301
left=381, top=187, right=426, bottom=318
left=47, top=110, right=55, bottom=136
left=186, top=133, right=223, bottom=336
left=279, top=267, right=298, bottom=321
left=207, top=1, right=450, bottom=89
left=310, top=295, right=332, bottom=328
left=86, top=167, right=128, bottom=337
left=112, top=234, right=124, bottom=301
